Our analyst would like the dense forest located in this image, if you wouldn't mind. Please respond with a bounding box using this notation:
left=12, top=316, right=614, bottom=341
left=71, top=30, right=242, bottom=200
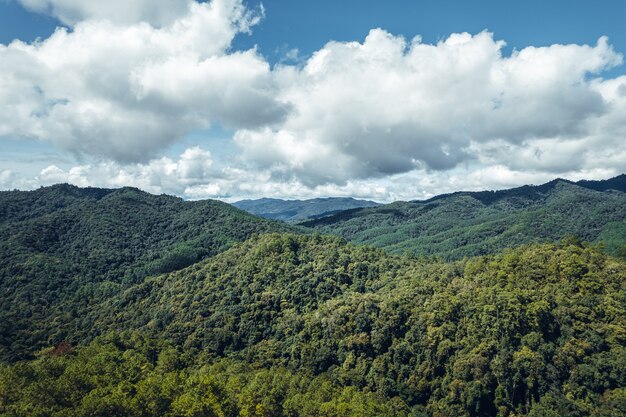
left=0, top=184, right=292, bottom=361
left=234, top=197, right=381, bottom=222
left=302, top=177, right=626, bottom=260
left=1, top=182, right=625, bottom=416
left=0, top=333, right=408, bottom=417
left=2, top=233, right=625, bottom=416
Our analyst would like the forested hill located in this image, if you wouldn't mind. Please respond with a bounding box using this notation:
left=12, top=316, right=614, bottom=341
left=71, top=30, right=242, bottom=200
left=575, top=174, right=626, bottom=192
left=0, top=184, right=293, bottom=361
left=301, top=176, right=626, bottom=260
left=1, top=181, right=625, bottom=415
left=233, top=196, right=381, bottom=222
left=3, top=233, right=625, bottom=416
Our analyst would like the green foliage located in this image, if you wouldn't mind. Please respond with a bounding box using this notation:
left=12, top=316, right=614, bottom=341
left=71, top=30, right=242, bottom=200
left=2, top=181, right=626, bottom=416
left=302, top=179, right=626, bottom=260
left=1, top=233, right=624, bottom=416
left=48, top=233, right=624, bottom=417
left=0, top=184, right=292, bottom=361
left=0, top=333, right=407, bottom=416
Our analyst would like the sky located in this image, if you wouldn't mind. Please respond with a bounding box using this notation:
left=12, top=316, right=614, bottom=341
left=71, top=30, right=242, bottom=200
left=0, top=0, right=625, bottom=202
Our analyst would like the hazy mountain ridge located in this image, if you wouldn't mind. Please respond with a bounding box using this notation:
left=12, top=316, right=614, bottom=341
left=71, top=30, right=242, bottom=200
left=421, top=175, right=626, bottom=205
left=233, top=196, right=381, bottom=222
left=301, top=176, right=626, bottom=259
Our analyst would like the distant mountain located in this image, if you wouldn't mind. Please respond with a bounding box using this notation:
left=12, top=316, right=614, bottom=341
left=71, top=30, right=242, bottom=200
left=575, top=173, right=626, bottom=192
left=233, top=197, right=381, bottom=222
left=0, top=184, right=293, bottom=361
left=301, top=175, right=626, bottom=260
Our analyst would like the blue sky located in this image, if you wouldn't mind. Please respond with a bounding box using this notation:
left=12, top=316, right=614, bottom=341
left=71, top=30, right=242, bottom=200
left=4, top=0, right=626, bottom=69
left=0, top=0, right=625, bottom=201
left=245, top=1, right=626, bottom=73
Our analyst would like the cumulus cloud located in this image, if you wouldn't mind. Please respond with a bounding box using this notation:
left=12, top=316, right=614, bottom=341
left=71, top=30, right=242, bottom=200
left=235, top=30, right=624, bottom=186
left=0, top=0, right=287, bottom=163
left=2, top=154, right=621, bottom=203
left=32, top=146, right=216, bottom=194
left=19, top=0, right=195, bottom=27
left=1, top=0, right=625, bottom=198
left=0, top=169, right=15, bottom=188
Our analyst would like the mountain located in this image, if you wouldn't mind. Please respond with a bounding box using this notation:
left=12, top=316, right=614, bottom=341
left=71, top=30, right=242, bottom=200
left=2, top=233, right=625, bottom=416
left=301, top=176, right=626, bottom=260
left=0, top=184, right=293, bottom=361
left=3, top=178, right=624, bottom=362
left=575, top=173, right=626, bottom=192
left=233, top=197, right=381, bottom=222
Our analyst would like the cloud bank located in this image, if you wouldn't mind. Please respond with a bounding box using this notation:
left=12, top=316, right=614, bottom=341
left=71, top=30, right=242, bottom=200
left=1, top=0, right=285, bottom=162
left=237, top=30, right=623, bottom=185
left=19, top=0, right=195, bottom=27
left=1, top=0, right=625, bottom=200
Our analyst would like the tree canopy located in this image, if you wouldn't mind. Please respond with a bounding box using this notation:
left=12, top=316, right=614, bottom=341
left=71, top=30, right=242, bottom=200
left=302, top=178, right=626, bottom=260
left=1, top=183, right=625, bottom=416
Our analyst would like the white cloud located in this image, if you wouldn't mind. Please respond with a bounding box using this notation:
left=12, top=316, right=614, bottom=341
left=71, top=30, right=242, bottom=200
left=235, top=30, right=624, bottom=186
left=32, top=146, right=216, bottom=195
left=0, top=169, right=15, bottom=188
left=19, top=0, right=197, bottom=27
left=0, top=0, right=286, bottom=163
left=2, top=157, right=622, bottom=203
left=2, top=0, right=626, bottom=199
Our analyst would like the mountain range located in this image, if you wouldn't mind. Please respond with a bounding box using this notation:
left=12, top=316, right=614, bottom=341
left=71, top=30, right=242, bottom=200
left=233, top=197, right=381, bottom=222
left=0, top=177, right=625, bottom=416
left=302, top=176, right=626, bottom=259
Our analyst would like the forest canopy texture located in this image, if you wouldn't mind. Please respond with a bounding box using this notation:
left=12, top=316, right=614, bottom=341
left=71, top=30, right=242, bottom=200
left=0, top=180, right=625, bottom=417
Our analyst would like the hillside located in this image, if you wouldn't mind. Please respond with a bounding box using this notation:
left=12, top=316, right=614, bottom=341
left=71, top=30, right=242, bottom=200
left=233, top=197, right=381, bottom=222
left=0, top=184, right=293, bottom=361
left=1, top=180, right=625, bottom=416
left=2, top=233, right=625, bottom=416
left=301, top=176, right=626, bottom=259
